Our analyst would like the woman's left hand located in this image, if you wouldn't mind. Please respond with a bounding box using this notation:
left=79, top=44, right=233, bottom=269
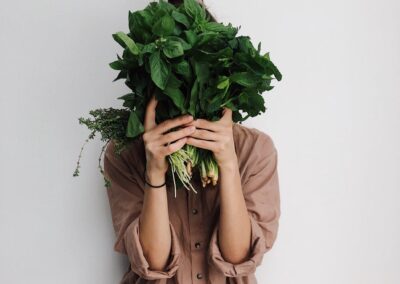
left=185, top=108, right=237, bottom=168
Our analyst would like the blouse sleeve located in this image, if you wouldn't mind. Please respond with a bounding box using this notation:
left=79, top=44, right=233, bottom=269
left=103, top=140, right=182, bottom=280
left=207, top=133, right=281, bottom=277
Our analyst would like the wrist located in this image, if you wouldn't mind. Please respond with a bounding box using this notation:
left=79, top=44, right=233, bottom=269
left=145, top=166, right=166, bottom=186
left=217, top=153, right=239, bottom=172
left=218, top=159, right=239, bottom=174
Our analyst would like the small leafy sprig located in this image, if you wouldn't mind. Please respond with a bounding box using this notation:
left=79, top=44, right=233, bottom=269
left=73, top=108, right=133, bottom=187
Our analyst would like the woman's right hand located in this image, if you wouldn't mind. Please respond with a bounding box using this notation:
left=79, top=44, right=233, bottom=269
left=142, top=95, right=196, bottom=184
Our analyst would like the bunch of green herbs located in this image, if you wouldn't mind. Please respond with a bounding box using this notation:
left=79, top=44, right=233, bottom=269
left=73, top=0, right=282, bottom=197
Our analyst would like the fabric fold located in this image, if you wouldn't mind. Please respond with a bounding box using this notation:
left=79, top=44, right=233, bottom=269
left=124, top=216, right=182, bottom=280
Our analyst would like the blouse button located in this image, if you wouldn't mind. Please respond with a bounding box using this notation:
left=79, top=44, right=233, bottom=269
left=192, top=208, right=198, bottom=215
left=195, top=242, right=201, bottom=248
left=197, top=273, right=203, bottom=279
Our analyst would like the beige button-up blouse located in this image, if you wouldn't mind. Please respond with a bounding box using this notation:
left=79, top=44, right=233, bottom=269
left=103, top=122, right=280, bottom=284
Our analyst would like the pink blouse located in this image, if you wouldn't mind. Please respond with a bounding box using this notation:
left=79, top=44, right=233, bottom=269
left=103, top=122, right=281, bottom=283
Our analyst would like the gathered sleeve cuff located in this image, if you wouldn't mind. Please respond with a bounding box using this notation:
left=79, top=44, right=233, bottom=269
left=207, top=212, right=269, bottom=277
left=123, top=216, right=182, bottom=280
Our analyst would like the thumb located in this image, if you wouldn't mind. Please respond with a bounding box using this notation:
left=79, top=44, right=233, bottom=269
left=144, top=95, right=158, bottom=130
left=220, top=107, right=232, bottom=122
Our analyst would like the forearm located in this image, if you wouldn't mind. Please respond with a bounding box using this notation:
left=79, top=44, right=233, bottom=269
left=218, top=160, right=252, bottom=264
left=139, top=169, right=171, bottom=271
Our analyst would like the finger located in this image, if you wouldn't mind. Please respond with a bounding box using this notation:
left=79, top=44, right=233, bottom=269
left=159, top=125, right=196, bottom=145
left=187, top=118, right=221, bottom=132
left=220, top=107, right=233, bottom=122
left=156, top=114, right=194, bottom=135
left=188, top=128, right=219, bottom=141
left=144, top=95, right=158, bottom=131
left=185, top=137, right=218, bottom=152
left=162, top=137, right=188, bottom=155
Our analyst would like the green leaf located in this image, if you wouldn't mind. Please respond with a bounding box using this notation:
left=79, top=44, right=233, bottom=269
left=112, top=32, right=139, bottom=55
left=184, top=0, right=206, bottom=20
left=247, top=95, right=265, bottom=115
left=196, top=47, right=233, bottom=62
left=193, top=61, right=209, bottom=84
left=128, top=10, right=153, bottom=43
left=238, top=91, right=250, bottom=105
left=196, top=31, right=219, bottom=46
left=207, top=92, right=224, bottom=113
left=117, top=93, right=134, bottom=101
left=109, top=60, right=125, bottom=70
left=166, top=36, right=192, bottom=50
left=203, top=22, right=238, bottom=37
left=232, top=111, right=244, bottom=122
left=173, top=60, right=192, bottom=82
left=164, top=74, right=185, bottom=111
left=163, top=40, right=184, bottom=58
left=223, top=100, right=238, bottom=111
left=188, top=78, right=199, bottom=116
left=118, top=93, right=136, bottom=108
left=217, top=76, right=230, bottom=89
left=149, top=51, right=170, bottom=90
left=142, top=43, right=157, bottom=54
left=184, top=30, right=197, bottom=45
left=126, top=110, right=144, bottom=138
left=237, top=36, right=256, bottom=54
left=112, top=70, right=127, bottom=81
left=152, top=14, right=175, bottom=37
left=265, top=60, right=283, bottom=81
left=230, top=72, right=259, bottom=87
left=164, top=87, right=185, bottom=112
left=171, top=10, right=191, bottom=28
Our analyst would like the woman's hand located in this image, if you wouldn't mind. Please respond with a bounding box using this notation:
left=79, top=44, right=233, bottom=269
left=142, top=95, right=196, bottom=183
left=185, top=108, right=236, bottom=168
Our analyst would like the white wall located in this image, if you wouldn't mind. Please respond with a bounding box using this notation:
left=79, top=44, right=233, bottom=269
left=1, top=0, right=399, bottom=283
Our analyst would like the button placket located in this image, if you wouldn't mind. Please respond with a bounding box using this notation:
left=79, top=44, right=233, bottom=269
left=189, top=187, right=206, bottom=282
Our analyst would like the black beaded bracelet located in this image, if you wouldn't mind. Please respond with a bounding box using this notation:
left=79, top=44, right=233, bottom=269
left=143, top=167, right=166, bottom=188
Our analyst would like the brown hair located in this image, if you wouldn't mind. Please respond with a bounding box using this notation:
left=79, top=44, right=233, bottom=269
left=168, top=0, right=217, bottom=22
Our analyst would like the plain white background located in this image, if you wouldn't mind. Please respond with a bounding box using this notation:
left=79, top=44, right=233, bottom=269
left=1, top=0, right=399, bottom=283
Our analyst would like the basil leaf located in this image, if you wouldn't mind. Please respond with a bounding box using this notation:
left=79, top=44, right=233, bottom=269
left=152, top=14, right=175, bottom=36
left=216, top=76, right=229, bottom=89
left=142, top=43, right=157, bottom=54
left=230, top=72, right=259, bottom=87
left=112, top=70, right=127, bottom=82
left=164, top=74, right=185, bottom=111
left=109, top=60, right=125, bottom=70
left=112, top=32, right=139, bottom=55
left=173, top=60, right=192, bottom=82
left=184, top=30, right=197, bottom=45
left=171, top=10, right=191, bottom=28
left=188, top=78, right=199, bottom=116
left=163, top=40, right=184, bottom=58
left=126, top=110, right=144, bottom=138
left=149, top=51, right=170, bottom=90
left=184, top=0, right=206, bottom=20
left=193, top=61, right=209, bottom=84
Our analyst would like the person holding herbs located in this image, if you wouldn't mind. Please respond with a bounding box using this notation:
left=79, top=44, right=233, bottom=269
left=104, top=94, right=280, bottom=284
left=99, top=0, right=281, bottom=283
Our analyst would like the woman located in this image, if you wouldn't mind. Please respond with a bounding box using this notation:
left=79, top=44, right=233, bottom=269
left=103, top=2, right=280, bottom=283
